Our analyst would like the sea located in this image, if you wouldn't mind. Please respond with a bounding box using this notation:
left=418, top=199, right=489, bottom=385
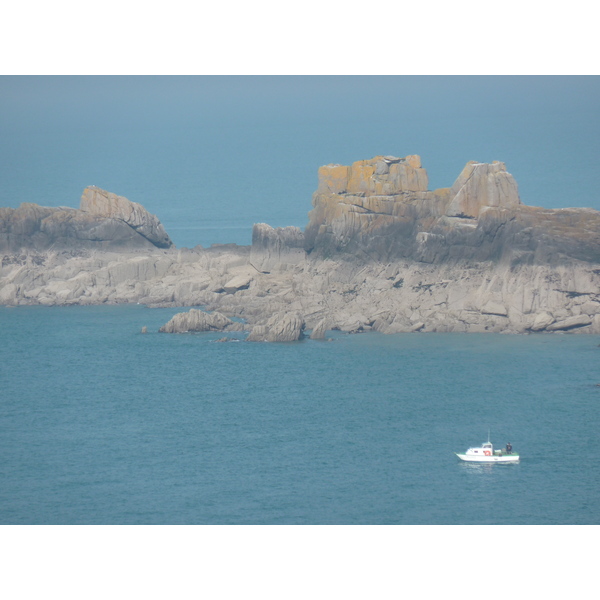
left=0, top=305, right=599, bottom=525
left=0, top=76, right=599, bottom=526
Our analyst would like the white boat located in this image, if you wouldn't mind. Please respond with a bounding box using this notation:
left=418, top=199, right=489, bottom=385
left=456, top=436, right=519, bottom=463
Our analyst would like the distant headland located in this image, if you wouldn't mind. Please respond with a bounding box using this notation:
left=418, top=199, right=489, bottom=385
left=1, top=155, right=599, bottom=339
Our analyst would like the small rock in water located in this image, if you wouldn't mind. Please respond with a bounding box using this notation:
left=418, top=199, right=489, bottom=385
left=159, top=309, right=233, bottom=333
left=141, top=326, right=148, bottom=334
left=246, top=312, right=305, bottom=342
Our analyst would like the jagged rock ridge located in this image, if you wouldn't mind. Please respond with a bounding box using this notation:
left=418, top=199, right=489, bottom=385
left=1, top=156, right=599, bottom=337
left=304, top=156, right=600, bottom=265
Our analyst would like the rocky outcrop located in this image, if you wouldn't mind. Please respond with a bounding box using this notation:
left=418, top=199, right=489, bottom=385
left=1, top=154, right=599, bottom=337
left=159, top=309, right=233, bottom=333
left=246, top=312, right=305, bottom=342
left=1, top=228, right=598, bottom=334
left=529, top=312, right=555, bottom=331
left=545, top=314, right=593, bottom=332
left=0, top=187, right=173, bottom=253
left=80, top=187, right=173, bottom=249
left=304, top=155, right=600, bottom=266
left=316, top=155, right=428, bottom=196
left=250, top=223, right=306, bottom=272
left=310, top=318, right=328, bottom=340
left=446, top=161, right=521, bottom=218
left=221, top=274, right=253, bottom=294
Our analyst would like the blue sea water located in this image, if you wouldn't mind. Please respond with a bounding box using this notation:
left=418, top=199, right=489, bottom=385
left=1, top=77, right=600, bottom=526
left=0, top=305, right=598, bottom=524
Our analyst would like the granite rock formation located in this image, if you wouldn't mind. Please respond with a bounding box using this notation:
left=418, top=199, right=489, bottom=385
left=2, top=157, right=599, bottom=338
left=304, top=156, right=600, bottom=265
left=246, top=311, right=305, bottom=342
left=80, top=187, right=173, bottom=249
left=159, top=309, right=233, bottom=333
left=250, top=223, right=306, bottom=273
left=0, top=187, right=173, bottom=253
left=309, top=318, right=328, bottom=340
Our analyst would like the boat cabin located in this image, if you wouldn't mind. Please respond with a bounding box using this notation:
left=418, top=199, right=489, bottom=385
left=466, top=442, right=494, bottom=456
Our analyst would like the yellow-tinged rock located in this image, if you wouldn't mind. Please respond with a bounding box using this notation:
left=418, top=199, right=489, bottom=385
left=406, top=155, right=421, bottom=169
left=347, top=160, right=377, bottom=194
left=316, top=155, right=428, bottom=197
left=317, top=165, right=350, bottom=194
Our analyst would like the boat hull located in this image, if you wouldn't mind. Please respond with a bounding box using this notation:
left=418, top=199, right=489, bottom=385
left=456, top=453, right=519, bottom=463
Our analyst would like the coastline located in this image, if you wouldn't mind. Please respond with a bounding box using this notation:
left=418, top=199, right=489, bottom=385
left=1, top=155, right=599, bottom=336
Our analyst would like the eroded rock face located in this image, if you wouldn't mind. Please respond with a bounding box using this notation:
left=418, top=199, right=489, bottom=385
left=546, top=314, right=592, bottom=332
left=309, top=318, right=328, bottom=340
left=80, top=187, right=173, bottom=249
left=159, top=309, right=233, bottom=333
left=1, top=233, right=598, bottom=334
left=1, top=154, right=599, bottom=337
left=304, top=155, right=600, bottom=266
left=0, top=187, right=173, bottom=253
left=446, top=161, right=521, bottom=218
left=221, top=274, right=253, bottom=294
left=250, top=223, right=306, bottom=272
left=246, top=312, right=305, bottom=342
left=316, top=155, right=428, bottom=196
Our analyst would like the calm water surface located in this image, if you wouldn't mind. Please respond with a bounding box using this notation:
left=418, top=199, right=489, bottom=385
left=1, top=305, right=598, bottom=524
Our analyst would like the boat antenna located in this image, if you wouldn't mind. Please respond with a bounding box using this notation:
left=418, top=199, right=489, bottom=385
left=487, top=429, right=490, bottom=444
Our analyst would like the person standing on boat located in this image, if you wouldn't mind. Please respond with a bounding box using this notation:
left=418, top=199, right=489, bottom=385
left=506, top=442, right=512, bottom=454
